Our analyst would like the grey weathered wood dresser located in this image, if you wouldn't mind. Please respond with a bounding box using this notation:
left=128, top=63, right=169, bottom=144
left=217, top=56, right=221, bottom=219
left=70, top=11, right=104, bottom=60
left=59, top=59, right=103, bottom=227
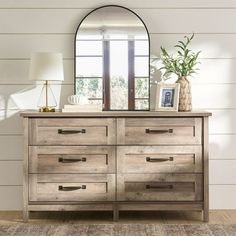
left=21, top=111, right=211, bottom=222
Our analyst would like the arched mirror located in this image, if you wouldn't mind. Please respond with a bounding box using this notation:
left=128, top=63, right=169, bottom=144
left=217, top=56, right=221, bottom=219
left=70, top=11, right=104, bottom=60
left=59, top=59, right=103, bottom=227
left=75, top=5, right=150, bottom=110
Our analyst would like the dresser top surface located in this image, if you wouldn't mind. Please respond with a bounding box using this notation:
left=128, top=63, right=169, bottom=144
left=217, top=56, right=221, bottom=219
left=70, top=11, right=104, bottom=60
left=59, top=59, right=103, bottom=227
left=20, top=110, right=212, bottom=118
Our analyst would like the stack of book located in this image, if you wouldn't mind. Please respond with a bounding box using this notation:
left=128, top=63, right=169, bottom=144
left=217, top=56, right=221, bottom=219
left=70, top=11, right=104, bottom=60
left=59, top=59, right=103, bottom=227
left=62, top=104, right=102, bottom=112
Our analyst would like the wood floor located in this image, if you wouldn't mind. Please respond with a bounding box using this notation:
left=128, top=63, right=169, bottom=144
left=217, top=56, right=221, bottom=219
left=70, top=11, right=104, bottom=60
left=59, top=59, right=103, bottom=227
left=0, top=210, right=235, bottom=224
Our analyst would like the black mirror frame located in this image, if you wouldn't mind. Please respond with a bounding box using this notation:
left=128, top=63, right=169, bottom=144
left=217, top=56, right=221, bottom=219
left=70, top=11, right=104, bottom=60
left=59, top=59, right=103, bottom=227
left=74, top=5, right=150, bottom=111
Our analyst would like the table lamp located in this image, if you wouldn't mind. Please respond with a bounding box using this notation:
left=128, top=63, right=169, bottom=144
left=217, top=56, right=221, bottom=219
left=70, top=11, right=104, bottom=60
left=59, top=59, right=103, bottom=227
left=29, top=52, right=64, bottom=112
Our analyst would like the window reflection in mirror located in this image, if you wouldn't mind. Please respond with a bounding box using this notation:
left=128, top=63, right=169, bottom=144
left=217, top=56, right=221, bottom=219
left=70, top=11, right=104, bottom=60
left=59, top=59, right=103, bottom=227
left=75, top=6, right=149, bottom=110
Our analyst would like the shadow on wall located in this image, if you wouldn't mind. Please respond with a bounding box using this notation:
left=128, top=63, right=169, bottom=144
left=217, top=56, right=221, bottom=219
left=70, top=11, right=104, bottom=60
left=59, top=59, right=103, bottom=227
left=0, top=83, right=73, bottom=110
left=0, top=85, right=37, bottom=135
left=0, top=110, right=22, bottom=135
left=0, top=82, right=74, bottom=136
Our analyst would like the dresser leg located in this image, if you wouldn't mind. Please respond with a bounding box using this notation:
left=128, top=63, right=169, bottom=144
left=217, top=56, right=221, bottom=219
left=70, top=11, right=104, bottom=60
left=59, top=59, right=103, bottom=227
left=113, top=206, right=119, bottom=221
left=203, top=210, right=209, bottom=222
left=23, top=210, right=29, bottom=222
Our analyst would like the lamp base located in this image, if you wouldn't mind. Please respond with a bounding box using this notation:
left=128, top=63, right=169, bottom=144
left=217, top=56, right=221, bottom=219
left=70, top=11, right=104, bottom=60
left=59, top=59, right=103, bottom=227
left=39, top=107, right=55, bottom=112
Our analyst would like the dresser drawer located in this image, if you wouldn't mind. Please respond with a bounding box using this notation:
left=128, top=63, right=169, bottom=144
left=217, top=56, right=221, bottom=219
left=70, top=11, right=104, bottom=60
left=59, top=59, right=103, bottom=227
left=29, top=174, right=115, bottom=202
left=117, top=118, right=202, bottom=145
left=117, top=146, right=202, bottom=173
left=29, top=146, right=115, bottom=174
left=29, top=118, right=116, bottom=145
left=117, top=174, right=203, bottom=202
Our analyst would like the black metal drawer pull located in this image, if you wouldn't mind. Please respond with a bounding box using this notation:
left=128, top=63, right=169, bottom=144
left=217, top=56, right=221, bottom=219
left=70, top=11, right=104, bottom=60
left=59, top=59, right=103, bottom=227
left=146, top=157, right=174, bottom=162
left=58, top=157, right=86, bottom=163
left=58, top=129, right=86, bottom=134
left=145, top=128, right=173, bottom=134
left=58, top=185, right=86, bottom=191
left=146, top=184, right=173, bottom=190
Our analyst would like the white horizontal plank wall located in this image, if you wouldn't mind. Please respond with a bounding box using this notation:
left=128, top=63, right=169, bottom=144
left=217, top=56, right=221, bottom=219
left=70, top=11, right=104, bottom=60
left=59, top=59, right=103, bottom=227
left=0, top=0, right=235, bottom=210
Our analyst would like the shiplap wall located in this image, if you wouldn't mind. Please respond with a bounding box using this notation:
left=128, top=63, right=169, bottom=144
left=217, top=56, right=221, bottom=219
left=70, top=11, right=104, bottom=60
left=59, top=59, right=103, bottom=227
left=0, top=0, right=236, bottom=210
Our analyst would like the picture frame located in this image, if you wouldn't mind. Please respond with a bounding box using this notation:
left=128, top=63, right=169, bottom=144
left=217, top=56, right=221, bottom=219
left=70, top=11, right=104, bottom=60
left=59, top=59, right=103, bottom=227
left=155, top=83, right=180, bottom=111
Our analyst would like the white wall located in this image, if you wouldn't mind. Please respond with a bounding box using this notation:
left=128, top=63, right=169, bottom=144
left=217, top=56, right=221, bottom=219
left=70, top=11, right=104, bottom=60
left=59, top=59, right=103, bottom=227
left=0, top=0, right=236, bottom=210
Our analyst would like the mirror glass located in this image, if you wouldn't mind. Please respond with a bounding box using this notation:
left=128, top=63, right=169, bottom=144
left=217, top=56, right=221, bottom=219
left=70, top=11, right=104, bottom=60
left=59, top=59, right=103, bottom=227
left=75, top=5, right=150, bottom=110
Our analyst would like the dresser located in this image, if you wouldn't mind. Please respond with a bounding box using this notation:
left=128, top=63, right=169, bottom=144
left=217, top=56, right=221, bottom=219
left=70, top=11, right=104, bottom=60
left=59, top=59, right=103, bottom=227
left=21, top=111, right=211, bottom=222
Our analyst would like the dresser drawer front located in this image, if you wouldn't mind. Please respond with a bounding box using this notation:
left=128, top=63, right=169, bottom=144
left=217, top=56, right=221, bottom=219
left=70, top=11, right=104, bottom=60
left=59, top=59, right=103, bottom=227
left=117, top=174, right=203, bottom=201
left=29, top=174, right=115, bottom=202
left=29, top=146, right=115, bottom=174
left=117, top=118, right=202, bottom=145
left=29, top=118, right=116, bottom=145
left=117, top=146, right=202, bottom=173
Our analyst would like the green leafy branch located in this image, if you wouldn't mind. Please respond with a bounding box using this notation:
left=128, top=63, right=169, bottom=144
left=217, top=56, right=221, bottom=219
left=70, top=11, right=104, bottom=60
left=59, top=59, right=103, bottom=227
left=159, top=34, right=201, bottom=79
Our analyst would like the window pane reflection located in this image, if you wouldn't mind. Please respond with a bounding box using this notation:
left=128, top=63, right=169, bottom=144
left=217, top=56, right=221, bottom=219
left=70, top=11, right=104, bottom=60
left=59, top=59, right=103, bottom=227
left=135, top=41, right=149, bottom=55
left=76, top=57, right=103, bottom=77
left=135, top=78, right=149, bottom=98
left=135, top=57, right=149, bottom=77
left=76, top=41, right=102, bottom=56
left=110, top=41, right=128, bottom=110
left=76, top=78, right=102, bottom=99
left=135, top=99, right=149, bottom=110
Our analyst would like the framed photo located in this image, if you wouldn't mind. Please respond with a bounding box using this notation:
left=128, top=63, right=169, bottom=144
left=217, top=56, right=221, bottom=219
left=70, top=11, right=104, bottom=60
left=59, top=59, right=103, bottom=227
left=155, top=83, right=180, bottom=111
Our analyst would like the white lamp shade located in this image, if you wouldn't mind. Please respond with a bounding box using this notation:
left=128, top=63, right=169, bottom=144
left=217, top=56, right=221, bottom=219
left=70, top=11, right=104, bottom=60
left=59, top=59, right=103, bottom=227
left=29, top=52, right=64, bottom=81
